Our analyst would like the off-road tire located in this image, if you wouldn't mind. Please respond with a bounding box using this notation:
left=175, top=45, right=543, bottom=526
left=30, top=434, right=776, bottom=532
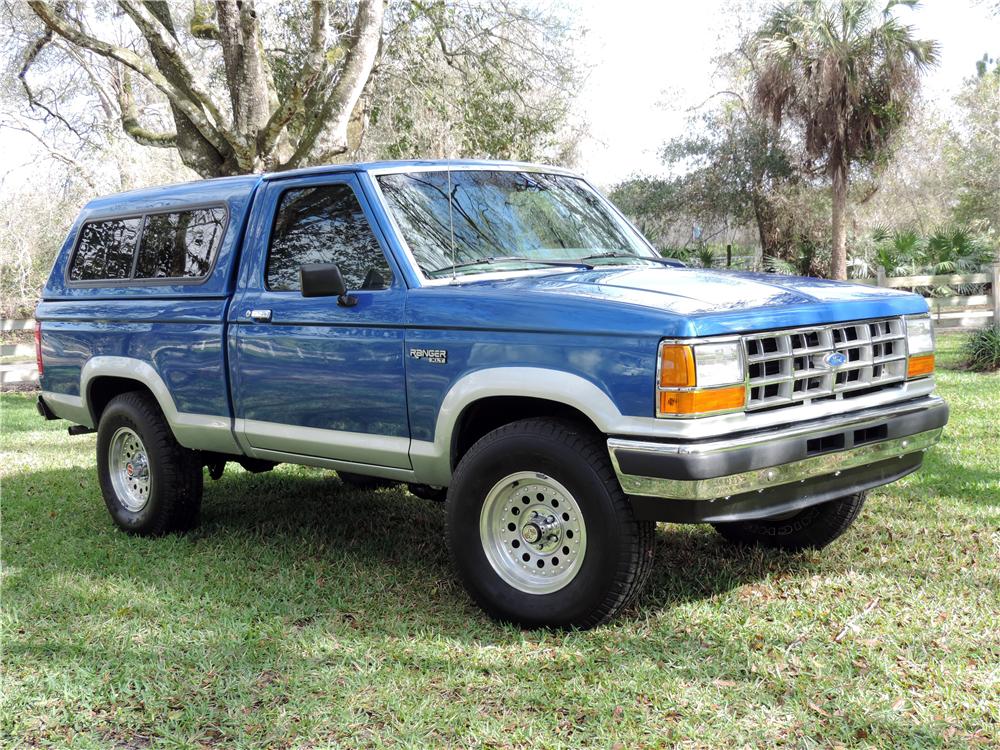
left=96, top=391, right=203, bottom=536
left=712, top=491, right=867, bottom=551
left=447, top=418, right=655, bottom=629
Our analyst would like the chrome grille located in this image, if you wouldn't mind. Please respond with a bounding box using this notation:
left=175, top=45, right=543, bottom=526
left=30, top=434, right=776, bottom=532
left=743, top=318, right=907, bottom=411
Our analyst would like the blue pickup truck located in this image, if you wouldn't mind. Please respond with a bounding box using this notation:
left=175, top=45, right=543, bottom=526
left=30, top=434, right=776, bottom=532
left=35, top=160, right=948, bottom=627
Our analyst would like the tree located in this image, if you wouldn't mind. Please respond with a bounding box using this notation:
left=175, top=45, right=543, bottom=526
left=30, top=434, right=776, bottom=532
left=751, top=0, right=937, bottom=279
left=949, top=56, right=1000, bottom=236
left=657, top=101, right=798, bottom=257
left=358, top=1, right=582, bottom=163
left=13, top=1, right=582, bottom=178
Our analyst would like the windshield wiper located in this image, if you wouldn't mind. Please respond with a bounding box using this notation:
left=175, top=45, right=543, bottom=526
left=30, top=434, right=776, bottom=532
left=579, top=251, right=686, bottom=268
left=426, top=256, right=595, bottom=277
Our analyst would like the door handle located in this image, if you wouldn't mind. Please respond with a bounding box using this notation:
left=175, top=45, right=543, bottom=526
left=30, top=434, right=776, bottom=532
left=247, top=309, right=272, bottom=323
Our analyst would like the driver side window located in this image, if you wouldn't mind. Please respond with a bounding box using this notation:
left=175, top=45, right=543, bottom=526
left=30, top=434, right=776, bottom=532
left=266, top=183, right=392, bottom=292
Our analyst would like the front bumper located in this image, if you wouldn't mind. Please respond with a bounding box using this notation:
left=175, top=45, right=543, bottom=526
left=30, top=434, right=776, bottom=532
left=609, top=395, right=948, bottom=523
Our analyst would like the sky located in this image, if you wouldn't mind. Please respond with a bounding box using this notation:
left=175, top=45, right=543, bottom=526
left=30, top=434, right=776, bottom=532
left=572, top=0, right=1000, bottom=186
left=1, top=0, right=997, bottom=190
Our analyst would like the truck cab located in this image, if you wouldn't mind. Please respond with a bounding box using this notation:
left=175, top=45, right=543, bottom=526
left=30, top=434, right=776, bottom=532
left=35, top=160, right=948, bottom=628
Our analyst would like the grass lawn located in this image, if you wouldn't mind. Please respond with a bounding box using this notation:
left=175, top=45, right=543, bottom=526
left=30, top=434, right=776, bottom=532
left=2, top=334, right=998, bottom=749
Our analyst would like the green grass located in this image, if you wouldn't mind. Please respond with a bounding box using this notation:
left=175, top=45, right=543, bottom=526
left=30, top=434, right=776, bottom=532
left=2, top=334, right=998, bottom=748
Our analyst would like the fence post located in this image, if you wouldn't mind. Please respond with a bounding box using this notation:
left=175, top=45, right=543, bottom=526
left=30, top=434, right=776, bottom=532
left=992, top=259, right=1000, bottom=326
left=876, top=265, right=886, bottom=287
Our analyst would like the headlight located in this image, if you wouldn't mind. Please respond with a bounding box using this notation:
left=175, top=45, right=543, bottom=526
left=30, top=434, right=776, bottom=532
left=657, top=340, right=745, bottom=417
left=692, top=341, right=745, bottom=387
left=904, top=316, right=935, bottom=378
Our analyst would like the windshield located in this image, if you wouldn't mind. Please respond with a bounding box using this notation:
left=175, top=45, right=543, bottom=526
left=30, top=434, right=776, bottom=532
left=375, top=170, right=657, bottom=278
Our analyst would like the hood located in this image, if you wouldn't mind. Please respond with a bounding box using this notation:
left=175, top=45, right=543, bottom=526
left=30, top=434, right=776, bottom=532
left=446, top=266, right=929, bottom=337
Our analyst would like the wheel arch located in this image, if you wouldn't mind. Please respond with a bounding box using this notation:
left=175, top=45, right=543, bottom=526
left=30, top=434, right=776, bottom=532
left=410, top=367, right=624, bottom=487
left=87, top=375, right=156, bottom=424
left=451, top=395, right=602, bottom=470
left=80, top=356, right=239, bottom=453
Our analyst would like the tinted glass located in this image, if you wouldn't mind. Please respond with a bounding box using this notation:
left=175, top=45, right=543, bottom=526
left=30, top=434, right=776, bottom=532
left=376, top=170, right=652, bottom=277
left=136, top=207, right=226, bottom=279
left=69, top=218, right=141, bottom=281
left=267, top=184, right=392, bottom=292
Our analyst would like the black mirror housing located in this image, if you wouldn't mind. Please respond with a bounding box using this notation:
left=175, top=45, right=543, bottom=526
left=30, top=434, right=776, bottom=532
left=300, top=263, right=348, bottom=298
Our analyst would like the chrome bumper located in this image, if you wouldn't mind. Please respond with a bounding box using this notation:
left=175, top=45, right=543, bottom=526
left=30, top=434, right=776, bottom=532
left=609, top=395, right=947, bottom=510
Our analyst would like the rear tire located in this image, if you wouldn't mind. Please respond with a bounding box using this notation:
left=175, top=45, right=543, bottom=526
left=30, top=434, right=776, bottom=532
left=712, top=491, right=867, bottom=551
left=447, top=418, right=655, bottom=629
left=96, top=391, right=203, bottom=536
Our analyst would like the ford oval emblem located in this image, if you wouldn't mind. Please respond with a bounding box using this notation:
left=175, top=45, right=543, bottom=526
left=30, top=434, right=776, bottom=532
left=823, top=351, right=848, bottom=369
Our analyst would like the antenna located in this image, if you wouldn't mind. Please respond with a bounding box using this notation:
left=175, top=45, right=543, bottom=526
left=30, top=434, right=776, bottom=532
left=447, top=166, right=457, bottom=282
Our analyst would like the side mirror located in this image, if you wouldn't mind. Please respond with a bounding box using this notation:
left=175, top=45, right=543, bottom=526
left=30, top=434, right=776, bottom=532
left=299, top=263, right=356, bottom=306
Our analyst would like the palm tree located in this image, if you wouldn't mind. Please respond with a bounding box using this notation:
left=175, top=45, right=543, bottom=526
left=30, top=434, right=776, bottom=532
left=752, top=0, right=938, bottom=279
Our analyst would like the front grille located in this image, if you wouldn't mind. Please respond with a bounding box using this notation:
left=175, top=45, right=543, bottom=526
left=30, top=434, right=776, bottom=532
left=743, top=317, right=907, bottom=411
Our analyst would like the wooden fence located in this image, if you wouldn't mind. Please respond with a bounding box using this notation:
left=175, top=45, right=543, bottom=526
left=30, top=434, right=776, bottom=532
left=853, top=264, right=999, bottom=330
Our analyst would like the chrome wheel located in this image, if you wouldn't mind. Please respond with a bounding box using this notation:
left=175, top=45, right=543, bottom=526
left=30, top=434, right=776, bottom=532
left=108, top=427, right=151, bottom=512
left=479, top=471, right=587, bottom=594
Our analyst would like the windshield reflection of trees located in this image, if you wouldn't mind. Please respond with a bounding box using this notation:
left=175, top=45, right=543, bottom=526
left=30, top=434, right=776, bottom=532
left=267, top=185, right=392, bottom=292
left=377, top=171, right=645, bottom=274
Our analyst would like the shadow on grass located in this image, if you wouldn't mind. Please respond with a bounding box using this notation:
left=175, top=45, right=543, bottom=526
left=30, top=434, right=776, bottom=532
left=5, top=463, right=814, bottom=638
left=5, top=462, right=971, bottom=747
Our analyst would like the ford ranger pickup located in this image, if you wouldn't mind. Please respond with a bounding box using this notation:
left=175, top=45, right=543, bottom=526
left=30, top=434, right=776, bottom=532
left=34, top=160, right=948, bottom=628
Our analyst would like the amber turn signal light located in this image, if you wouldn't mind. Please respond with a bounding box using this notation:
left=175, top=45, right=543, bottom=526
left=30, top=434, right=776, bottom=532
left=658, top=385, right=745, bottom=415
left=659, top=344, right=696, bottom=388
left=907, top=353, right=934, bottom=379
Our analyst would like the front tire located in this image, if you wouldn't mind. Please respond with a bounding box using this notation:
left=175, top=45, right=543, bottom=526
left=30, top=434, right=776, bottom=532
left=712, top=491, right=867, bottom=551
left=97, top=391, right=203, bottom=536
left=447, top=418, right=655, bottom=629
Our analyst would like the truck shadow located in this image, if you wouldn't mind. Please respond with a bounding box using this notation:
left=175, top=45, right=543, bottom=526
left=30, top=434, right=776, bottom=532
left=6, top=463, right=814, bottom=635
left=180, top=467, right=816, bottom=623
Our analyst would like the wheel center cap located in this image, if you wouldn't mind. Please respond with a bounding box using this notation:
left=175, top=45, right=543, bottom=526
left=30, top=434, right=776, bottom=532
left=521, top=523, right=542, bottom=544
left=128, top=454, right=148, bottom=479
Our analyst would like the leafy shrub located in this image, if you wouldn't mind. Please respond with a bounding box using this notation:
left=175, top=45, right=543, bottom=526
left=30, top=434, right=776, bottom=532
left=852, top=226, right=994, bottom=276
left=849, top=225, right=996, bottom=295
left=964, top=325, right=1000, bottom=371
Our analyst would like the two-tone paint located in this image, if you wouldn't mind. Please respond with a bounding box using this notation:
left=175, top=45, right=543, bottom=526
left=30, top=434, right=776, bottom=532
left=36, top=160, right=938, bottom=490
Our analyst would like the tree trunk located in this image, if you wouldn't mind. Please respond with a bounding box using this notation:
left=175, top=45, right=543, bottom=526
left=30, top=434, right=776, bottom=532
left=215, top=0, right=273, bottom=170
left=830, top=167, right=848, bottom=280
left=752, top=192, right=782, bottom=258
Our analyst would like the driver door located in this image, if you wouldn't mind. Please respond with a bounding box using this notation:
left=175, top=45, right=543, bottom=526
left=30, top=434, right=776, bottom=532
left=229, top=173, right=410, bottom=468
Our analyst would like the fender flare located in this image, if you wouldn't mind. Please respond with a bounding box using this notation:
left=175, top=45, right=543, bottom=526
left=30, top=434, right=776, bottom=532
left=409, top=367, right=625, bottom=487
left=77, top=356, right=239, bottom=453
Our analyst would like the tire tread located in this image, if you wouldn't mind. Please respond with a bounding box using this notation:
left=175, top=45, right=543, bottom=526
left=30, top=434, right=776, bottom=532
left=449, top=417, right=655, bottom=628
left=712, top=491, right=867, bottom=551
left=98, top=391, right=202, bottom=536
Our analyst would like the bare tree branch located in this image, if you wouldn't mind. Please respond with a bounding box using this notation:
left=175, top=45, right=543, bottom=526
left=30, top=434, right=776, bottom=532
left=61, top=43, right=117, bottom=119
left=117, top=70, right=177, bottom=148
left=0, top=120, right=97, bottom=190
left=17, top=16, right=85, bottom=139
left=256, top=1, right=329, bottom=161
left=26, top=0, right=228, bottom=154
left=115, top=0, right=227, bottom=131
